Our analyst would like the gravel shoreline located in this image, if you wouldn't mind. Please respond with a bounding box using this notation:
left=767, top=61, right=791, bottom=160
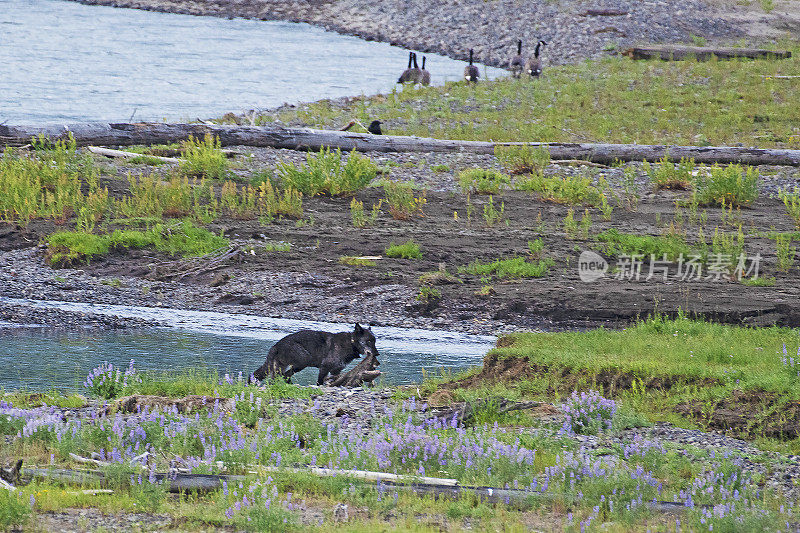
left=66, top=0, right=750, bottom=70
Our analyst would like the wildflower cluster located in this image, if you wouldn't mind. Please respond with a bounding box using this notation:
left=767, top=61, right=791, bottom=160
left=1, top=377, right=796, bottom=531
left=83, top=360, right=139, bottom=400
left=561, top=389, right=617, bottom=435
left=780, top=344, right=800, bottom=380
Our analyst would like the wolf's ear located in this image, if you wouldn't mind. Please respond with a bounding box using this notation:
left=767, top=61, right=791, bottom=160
left=354, top=323, right=363, bottom=333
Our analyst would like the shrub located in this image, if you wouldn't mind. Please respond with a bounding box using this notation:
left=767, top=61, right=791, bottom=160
left=457, top=168, right=510, bottom=194
left=643, top=157, right=695, bottom=190
left=277, top=148, right=377, bottom=196
left=459, top=256, right=555, bottom=279
left=0, top=136, right=105, bottom=225
left=494, top=145, right=550, bottom=175
left=417, top=286, right=441, bottom=302
left=386, top=240, right=422, bottom=259
left=482, top=195, right=504, bottom=227
left=84, top=360, right=140, bottom=400
left=219, top=180, right=303, bottom=220
left=561, top=390, right=617, bottom=435
left=180, top=134, right=230, bottom=179
left=528, top=238, right=544, bottom=257
left=694, top=164, right=758, bottom=207
left=383, top=181, right=426, bottom=220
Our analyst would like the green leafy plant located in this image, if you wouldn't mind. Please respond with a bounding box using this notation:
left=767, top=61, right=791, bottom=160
left=277, top=148, right=377, bottom=196
left=494, top=145, right=550, bottom=175
left=776, top=233, right=796, bottom=272
left=457, top=168, right=511, bottom=194
left=694, top=164, right=759, bottom=207
left=180, top=134, right=230, bottom=179
left=482, top=195, right=504, bottom=227
left=417, top=285, right=441, bottom=302
left=779, top=188, right=800, bottom=229
left=383, top=181, right=426, bottom=220
left=528, top=238, right=544, bottom=258
left=386, top=240, right=422, bottom=259
left=643, top=157, right=695, bottom=190
left=515, top=173, right=607, bottom=206
left=350, top=198, right=381, bottom=228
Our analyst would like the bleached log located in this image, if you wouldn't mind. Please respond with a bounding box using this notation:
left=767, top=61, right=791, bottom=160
left=87, top=146, right=180, bottom=163
left=3, top=122, right=800, bottom=166
left=255, top=465, right=458, bottom=487
left=624, top=45, right=791, bottom=61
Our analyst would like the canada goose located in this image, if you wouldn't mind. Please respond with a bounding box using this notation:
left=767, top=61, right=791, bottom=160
left=464, top=49, right=479, bottom=83
left=398, top=52, right=416, bottom=83
left=367, top=120, right=383, bottom=135
left=510, top=40, right=524, bottom=78
left=524, top=40, right=547, bottom=78
left=409, top=53, right=424, bottom=84
left=420, top=56, right=431, bottom=86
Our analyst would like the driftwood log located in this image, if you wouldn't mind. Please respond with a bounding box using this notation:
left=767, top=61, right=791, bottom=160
left=433, top=399, right=544, bottom=428
left=328, top=353, right=381, bottom=387
left=3, top=122, right=800, bottom=166
left=21, top=464, right=703, bottom=511
left=623, top=45, right=791, bottom=61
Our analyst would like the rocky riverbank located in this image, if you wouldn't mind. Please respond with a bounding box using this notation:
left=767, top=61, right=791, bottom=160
left=64, top=0, right=788, bottom=70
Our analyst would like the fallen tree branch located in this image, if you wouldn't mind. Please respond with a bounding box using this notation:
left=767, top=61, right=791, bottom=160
left=432, top=399, right=544, bottom=428
left=146, top=244, right=243, bottom=281
left=3, top=122, right=800, bottom=166
left=327, top=353, right=382, bottom=387
left=623, top=45, right=791, bottom=61
left=551, top=159, right=610, bottom=168
left=23, top=465, right=704, bottom=511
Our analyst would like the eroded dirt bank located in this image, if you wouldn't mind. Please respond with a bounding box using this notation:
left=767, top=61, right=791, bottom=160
left=1, top=146, right=799, bottom=333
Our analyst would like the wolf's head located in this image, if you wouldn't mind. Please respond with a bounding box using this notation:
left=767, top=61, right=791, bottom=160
left=352, top=323, right=378, bottom=359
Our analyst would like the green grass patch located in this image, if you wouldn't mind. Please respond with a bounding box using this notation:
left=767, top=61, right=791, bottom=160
left=126, top=155, right=170, bottom=166
left=260, top=53, right=800, bottom=148
left=492, top=314, right=800, bottom=401
left=459, top=256, right=555, bottom=279
left=46, top=221, right=228, bottom=266
left=385, top=240, right=422, bottom=259
left=596, top=228, right=691, bottom=260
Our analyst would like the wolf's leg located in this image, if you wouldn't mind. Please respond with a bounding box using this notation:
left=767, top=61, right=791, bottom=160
left=317, top=368, right=330, bottom=386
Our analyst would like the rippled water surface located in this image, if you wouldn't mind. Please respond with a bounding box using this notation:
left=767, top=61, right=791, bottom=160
left=0, top=298, right=495, bottom=391
left=0, top=0, right=505, bottom=124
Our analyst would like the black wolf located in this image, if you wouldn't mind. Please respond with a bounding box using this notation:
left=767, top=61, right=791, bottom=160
left=253, top=324, right=378, bottom=385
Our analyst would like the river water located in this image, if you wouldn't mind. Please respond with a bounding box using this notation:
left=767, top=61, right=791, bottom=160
left=0, top=0, right=505, bottom=124
left=0, top=299, right=495, bottom=391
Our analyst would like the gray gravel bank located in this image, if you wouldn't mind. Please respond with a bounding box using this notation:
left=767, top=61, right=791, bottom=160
left=67, top=0, right=745, bottom=69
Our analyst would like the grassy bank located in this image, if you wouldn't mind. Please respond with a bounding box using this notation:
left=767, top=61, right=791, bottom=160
left=0, top=356, right=797, bottom=531
left=430, top=314, right=800, bottom=449
left=258, top=50, right=800, bottom=148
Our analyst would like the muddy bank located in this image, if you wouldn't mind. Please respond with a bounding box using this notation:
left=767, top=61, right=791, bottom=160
left=63, top=0, right=766, bottom=70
